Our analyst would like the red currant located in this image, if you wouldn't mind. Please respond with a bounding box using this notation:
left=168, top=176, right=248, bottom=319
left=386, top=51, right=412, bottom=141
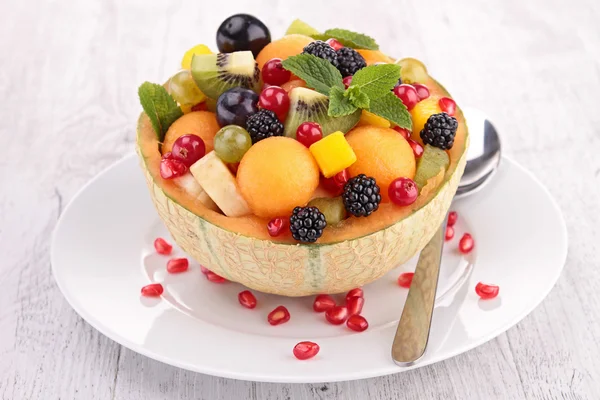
left=313, top=294, right=336, bottom=312
left=412, top=83, right=430, bottom=100
left=293, top=341, right=320, bottom=360
left=322, top=169, right=349, bottom=196
left=166, top=258, right=189, bottom=273
left=160, top=156, right=187, bottom=180
left=445, top=225, right=455, bottom=241
left=171, top=134, right=206, bottom=167
left=141, top=283, right=163, bottom=297
left=407, top=139, right=424, bottom=158
left=475, top=282, right=499, bottom=300
left=393, top=84, right=419, bottom=110
left=439, top=97, right=457, bottom=116
left=296, top=122, right=323, bottom=148
left=326, top=38, right=344, bottom=51
left=267, top=217, right=286, bottom=237
left=268, top=305, right=290, bottom=325
left=459, top=233, right=475, bottom=254
left=397, top=272, right=414, bottom=288
left=259, top=86, right=290, bottom=121
left=238, top=290, right=257, bottom=309
left=447, top=211, right=458, bottom=226
left=153, top=238, right=172, bottom=255
left=262, top=58, right=291, bottom=86
left=388, top=177, right=418, bottom=206
left=347, top=315, right=369, bottom=332
left=343, top=75, right=353, bottom=89
left=393, top=126, right=411, bottom=140
left=205, top=271, right=227, bottom=283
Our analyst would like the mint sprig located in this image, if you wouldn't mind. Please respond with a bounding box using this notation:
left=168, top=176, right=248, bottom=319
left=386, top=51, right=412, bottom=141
left=329, top=86, right=359, bottom=117
left=282, top=54, right=344, bottom=96
left=314, top=28, right=379, bottom=50
left=138, top=82, right=183, bottom=142
left=368, top=92, right=412, bottom=129
left=352, top=64, right=401, bottom=99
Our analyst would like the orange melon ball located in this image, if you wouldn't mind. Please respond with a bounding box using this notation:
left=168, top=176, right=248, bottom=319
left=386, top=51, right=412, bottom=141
left=281, top=79, right=307, bottom=94
left=346, top=126, right=416, bottom=202
left=256, top=34, right=314, bottom=69
left=162, top=111, right=219, bottom=154
left=357, top=50, right=395, bottom=65
left=237, top=137, right=320, bottom=218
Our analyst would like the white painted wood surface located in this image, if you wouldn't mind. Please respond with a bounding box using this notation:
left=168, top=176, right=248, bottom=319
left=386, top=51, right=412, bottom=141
left=1, top=0, right=599, bottom=398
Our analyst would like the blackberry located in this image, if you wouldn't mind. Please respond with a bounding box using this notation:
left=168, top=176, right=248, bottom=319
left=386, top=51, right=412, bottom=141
left=336, top=47, right=367, bottom=77
left=420, top=112, right=458, bottom=150
left=289, top=206, right=327, bottom=243
left=342, top=174, right=382, bottom=217
left=302, top=41, right=339, bottom=67
left=245, top=109, right=284, bottom=144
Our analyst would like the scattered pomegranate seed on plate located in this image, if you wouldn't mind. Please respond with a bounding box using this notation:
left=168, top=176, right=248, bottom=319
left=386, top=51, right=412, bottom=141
left=475, top=282, right=499, bottom=299
left=345, top=288, right=363, bottom=302
left=154, top=238, right=172, bottom=255
left=205, top=271, right=227, bottom=283
left=346, top=296, right=364, bottom=316
left=397, top=272, right=414, bottom=288
left=141, top=283, right=163, bottom=297
left=293, top=341, right=320, bottom=360
left=200, top=265, right=211, bottom=275
left=445, top=225, right=455, bottom=241
left=447, top=211, right=458, bottom=226
left=325, top=306, right=349, bottom=325
left=313, top=294, right=336, bottom=312
left=268, top=306, right=290, bottom=325
left=459, top=233, right=475, bottom=254
left=166, top=258, right=189, bottom=273
left=347, top=315, right=369, bottom=332
left=238, top=290, right=257, bottom=309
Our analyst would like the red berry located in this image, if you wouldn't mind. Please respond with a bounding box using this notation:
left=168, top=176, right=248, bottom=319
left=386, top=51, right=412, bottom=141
left=412, top=83, right=430, bottom=100
left=346, top=315, right=369, bottom=332
left=346, top=296, right=364, bottom=316
left=166, top=258, right=189, bottom=273
left=238, top=290, right=257, bottom=309
left=313, top=294, right=336, bottom=312
left=296, top=122, right=323, bottom=148
left=262, top=58, right=291, bottom=86
left=159, top=156, right=187, bottom=179
left=326, top=38, right=344, bottom=51
left=475, top=282, right=499, bottom=300
left=325, top=306, right=348, bottom=325
left=439, top=97, right=456, bottom=116
left=191, top=102, right=208, bottom=112
left=171, top=134, right=206, bottom=167
left=388, top=177, right=418, bottom=206
left=393, top=126, right=411, bottom=139
left=445, top=225, right=455, bottom=241
left=322, top=169, right=349, bottom=196
left=141, top=283, right=163, bottom=297
left=393, top=84, right=419, bottom=110
left=268, top=305, right=290, bottom=325
left=154, top=238, right=172, bottom=255
left=397, top=272, right=414, bottom=288
left=345, top=288, right=363, bottom=303
left=205, top=271, right=227, bottom=283
left=459, top=233, right=475, bottom=254
left=259, top=86, right=290, bottom=121
left=342, top=75, right=353, bottom=89
left=407, top=138, right=424, bottom=158
left=200, top=265, right=211, bottom=275
left=293, top=341, right=320, bottom=360
left=447, top=211, right=458, bottom=226
left=267, top=217, right=286, bottom=237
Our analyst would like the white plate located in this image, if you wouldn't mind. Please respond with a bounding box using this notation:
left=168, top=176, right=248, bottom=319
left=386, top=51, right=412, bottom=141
left=51, top=154, right=567, bottom=383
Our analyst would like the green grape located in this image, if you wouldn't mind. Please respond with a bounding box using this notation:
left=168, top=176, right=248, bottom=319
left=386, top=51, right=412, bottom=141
left=168, top=70, right=206, bottom=107
left=214, top=125, right=252, bottom=163
left=395, top=58, right=429, bottom=84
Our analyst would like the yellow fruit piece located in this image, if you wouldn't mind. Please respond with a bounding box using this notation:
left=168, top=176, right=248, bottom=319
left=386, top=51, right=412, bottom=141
left=309, top=132, right=357, bottom=178
left=181, top=44, right=212, bottom=70
left=395, top=57, right=429, bottom=84
left=357, top=110, right=390, bottom=128
left=180, top=104, right=192, bottom=114
left=410, top=96, right=442, bottom=143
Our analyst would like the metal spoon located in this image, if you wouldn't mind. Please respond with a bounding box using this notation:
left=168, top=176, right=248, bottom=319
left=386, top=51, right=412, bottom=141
left=391, top=107, right=502, bottom=366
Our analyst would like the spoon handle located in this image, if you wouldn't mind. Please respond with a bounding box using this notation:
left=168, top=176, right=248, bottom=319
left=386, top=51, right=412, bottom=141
left=391, top=221, right=445, bottom=366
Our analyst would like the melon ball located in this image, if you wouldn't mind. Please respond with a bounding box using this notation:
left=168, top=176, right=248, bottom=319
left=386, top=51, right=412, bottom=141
left=237, top=137, right=320, bottom=218
left=345, top=126, right=416, bottom=202
left=256, top=34, right=314, bottom=69
left=162, top=111, right=220, bottom=154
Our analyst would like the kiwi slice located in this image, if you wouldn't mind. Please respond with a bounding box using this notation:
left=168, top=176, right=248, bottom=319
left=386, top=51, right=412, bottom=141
left=285, top=19, right=320, bottom=36
left=284, top=87, right=361, bottom=138
left=191, top=51, right=261, bottom=100
left=414, top=145, right=450, bottom=189
left=308, top=197, right=347, bottom=226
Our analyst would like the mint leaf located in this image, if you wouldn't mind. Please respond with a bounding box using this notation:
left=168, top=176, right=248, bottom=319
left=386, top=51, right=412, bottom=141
left=344, top=85, right=370, bottom=109
left=328, top=86, right=358, bottom=117
left=282, top=54, right=344, bottom=96
left=351, top=64, right=401, bottom=100
left=315, top=28, right=379, bottom=50
left=138, top=82, right=183, bottom=142
left=368, top=92, right=412, bottom=129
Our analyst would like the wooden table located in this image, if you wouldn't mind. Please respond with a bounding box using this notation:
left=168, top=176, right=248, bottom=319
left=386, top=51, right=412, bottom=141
left=1, top=0, right=599, bottom=398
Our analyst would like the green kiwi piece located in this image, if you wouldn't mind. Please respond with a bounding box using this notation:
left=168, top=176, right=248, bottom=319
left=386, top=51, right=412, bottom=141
left=414, top=145, right=450, bottom=189
left=307, top=197, right=347, bottom=226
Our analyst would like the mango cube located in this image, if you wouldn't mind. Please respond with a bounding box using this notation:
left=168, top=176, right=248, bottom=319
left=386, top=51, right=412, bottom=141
left=309, top=132, right=357, bottom=178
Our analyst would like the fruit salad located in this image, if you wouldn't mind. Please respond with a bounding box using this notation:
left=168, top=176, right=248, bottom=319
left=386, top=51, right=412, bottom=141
left=137, top=15, right=467, bottom=246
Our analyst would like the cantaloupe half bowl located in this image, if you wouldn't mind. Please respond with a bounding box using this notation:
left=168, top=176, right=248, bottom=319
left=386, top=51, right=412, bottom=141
left=136, top=75, right=469, bottom=297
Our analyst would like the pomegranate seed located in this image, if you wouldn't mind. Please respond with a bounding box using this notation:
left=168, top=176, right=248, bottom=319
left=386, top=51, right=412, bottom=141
left=141, top=283, right=163, bottom=297
left=262, top=58, right=291, bottom=86
left=313, top=294, right=336, bottom=312
left=322, top=169, right=349, bottom=196
left=475, top=282, right=499, bottom=299
left=412, top=83, right=430, bottom=100
left=407, top=139, right=424, bottom=158
left=397, top=272, right=414, bottom=288
left=393, top=84, right=419, bottom=110
left=200, top=265, right=211, bottom=275
left=447, top=211, right=458, bottom=226
left=345, top=288, right=363, bottom=302
left=326, top=38, right=344, bottom=51
left=166, top=258, right=189, bottom=273
left=191, top=102, right=208, bottom=112
left=153, top=238, right=172, bottom=255
left=388, top=177, right=418, bottom=206
left=347, top=315, right=369, bottom=332
left=268, top=305, right=290, bottom=325
left=346, top=296, right=364, bottom=316
left=293, top=341, right=320, bottom=360
left=159, top=157, right=187, bottom=179
left=439, top=97, right=457, bottom=116
left=393, top=126, right=411, bottom=139
left=296, top=122, right=323, bottom=148
left=325, top=306, right=348, bottom=325
left=171, top=134, right=206, bottom=167
left=205, top=271, right=227, bottom=283
left=238, top=290, right=257, bottom=309
left=267, top=217, right=286, bottom=237
left=445, top=225, right=455, bottom=241
left=259, top=86, right=290, bottom=121
left=459, top=233, right=475, bottom=254
left=342, top=75, right=353, bottom=89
